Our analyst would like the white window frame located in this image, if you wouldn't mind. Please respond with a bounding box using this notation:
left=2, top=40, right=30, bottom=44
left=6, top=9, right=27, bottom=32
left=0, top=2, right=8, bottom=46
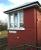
left=8, top=10, right=25, bottom=30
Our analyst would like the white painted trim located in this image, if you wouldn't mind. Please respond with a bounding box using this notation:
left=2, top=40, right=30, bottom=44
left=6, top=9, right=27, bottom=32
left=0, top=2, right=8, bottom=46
left=6, top=3, right=39, bottom=13
left=7, top=14, right=10, bottom=29
left=13, top=3, right=39, bottom=11
left=8, top=27, right=25, bottom=30
left=9, top=31, right=17, bottom=33
left=18, top=12, right=20, bottom=27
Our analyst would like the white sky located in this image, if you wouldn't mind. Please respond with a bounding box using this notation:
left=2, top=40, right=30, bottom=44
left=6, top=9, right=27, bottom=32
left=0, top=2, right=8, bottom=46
left=0, top=0, right=41, bottom=23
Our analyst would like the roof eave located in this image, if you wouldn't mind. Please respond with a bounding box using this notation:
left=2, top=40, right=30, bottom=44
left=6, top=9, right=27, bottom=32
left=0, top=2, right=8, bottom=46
left=4, top=1, right=41, bottom=14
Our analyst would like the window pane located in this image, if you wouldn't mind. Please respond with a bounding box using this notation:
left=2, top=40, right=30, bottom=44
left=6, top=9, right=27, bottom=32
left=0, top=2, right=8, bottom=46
left=10, top=14, right=14, bottom=27
left=9, top=11, right=24, bottom=29
left=14, top=13, right=18, bottom=27
left=19, top=11, right=24, bottom=27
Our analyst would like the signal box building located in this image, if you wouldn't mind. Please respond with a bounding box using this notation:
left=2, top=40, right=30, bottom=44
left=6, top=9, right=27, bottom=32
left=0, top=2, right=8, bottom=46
left=4, top=1, right=41, bottom=50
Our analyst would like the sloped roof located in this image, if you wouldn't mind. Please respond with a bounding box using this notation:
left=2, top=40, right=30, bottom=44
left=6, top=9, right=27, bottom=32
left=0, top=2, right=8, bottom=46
left=4, top=1, right=41, bottom=14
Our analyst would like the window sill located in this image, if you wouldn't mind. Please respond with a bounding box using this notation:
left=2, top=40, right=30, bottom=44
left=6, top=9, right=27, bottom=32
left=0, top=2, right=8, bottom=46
left=8, top=27, right=25, bottom=30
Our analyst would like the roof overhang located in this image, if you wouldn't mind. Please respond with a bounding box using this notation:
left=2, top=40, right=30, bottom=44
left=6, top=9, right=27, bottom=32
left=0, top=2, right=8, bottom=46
left=4, top=1, right=41, bottom=14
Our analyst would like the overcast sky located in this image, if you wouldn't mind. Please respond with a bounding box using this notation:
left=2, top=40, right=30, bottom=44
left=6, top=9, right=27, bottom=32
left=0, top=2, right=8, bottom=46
left=0, top=0, right=41, bottom=23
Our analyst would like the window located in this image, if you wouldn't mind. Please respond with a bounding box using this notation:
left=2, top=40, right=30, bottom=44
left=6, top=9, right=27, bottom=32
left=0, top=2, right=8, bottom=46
left=19, top=11, right=24, bottom=27
left=9, top=14, right=14, bottom=28
left=14, top=12, right=18, bottom=27
left=8, top=10, right=25, bottom=30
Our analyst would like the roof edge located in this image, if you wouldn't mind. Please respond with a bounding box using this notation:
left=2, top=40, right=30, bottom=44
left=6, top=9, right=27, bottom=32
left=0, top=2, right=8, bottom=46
left=4, top=1, right=41, bottom=14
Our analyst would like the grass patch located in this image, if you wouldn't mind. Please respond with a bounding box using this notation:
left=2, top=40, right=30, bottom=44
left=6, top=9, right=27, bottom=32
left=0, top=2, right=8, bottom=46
left=0, top=31, right=8, bottom=38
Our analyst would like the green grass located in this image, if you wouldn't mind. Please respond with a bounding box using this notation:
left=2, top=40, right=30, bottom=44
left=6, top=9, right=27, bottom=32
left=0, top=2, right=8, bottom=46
left=0, top=31, right=8, bottom=50
left=0, top=31, right=8, bottom=38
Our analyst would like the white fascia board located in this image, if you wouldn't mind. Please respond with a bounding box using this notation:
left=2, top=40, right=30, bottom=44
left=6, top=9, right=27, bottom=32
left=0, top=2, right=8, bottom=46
left=7, top=3, right=39, bottom=13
